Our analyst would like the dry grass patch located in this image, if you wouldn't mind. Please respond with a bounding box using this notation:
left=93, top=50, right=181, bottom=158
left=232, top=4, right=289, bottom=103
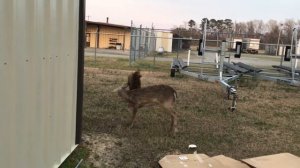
left=79, top=64, right=300, bottom=167
left=62, top=58, right=300, bottom=168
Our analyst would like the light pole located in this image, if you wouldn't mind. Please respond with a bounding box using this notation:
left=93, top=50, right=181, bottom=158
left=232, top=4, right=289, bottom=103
left=276, top=24, right=284, bottom=56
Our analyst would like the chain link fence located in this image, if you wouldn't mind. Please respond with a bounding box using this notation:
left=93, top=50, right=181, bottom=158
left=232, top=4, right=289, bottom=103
left=85, top=26, right=299, bottom=68
left=129, top=27, right=156, bottom=64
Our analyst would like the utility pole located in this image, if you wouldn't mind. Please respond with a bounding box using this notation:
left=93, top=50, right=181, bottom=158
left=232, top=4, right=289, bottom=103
left=276, top=24, right=283, bottom=56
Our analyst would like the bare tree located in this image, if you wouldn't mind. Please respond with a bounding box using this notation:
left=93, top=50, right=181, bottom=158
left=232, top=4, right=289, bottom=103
left=265, top=20, right=280, bottom=43
left=173, top=18, right=297, bottom=44
left=283, top=19, right=296, bottom=44
left=247, top=21, right=255, bottom=37
left=235, top=22, right=247, bottom=35
left=183, top=21, right=188, bottom=29
left=252, top=20, right=265, bottom=35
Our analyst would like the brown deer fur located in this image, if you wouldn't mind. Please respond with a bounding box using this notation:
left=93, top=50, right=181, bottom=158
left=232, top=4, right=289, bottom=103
left=127, top=70, right=141, bottom=90
left=116, top=71, right=178, bottom=134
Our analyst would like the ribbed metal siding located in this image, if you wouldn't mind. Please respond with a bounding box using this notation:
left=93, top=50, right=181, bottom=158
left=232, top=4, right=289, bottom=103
left=0, top=0, right=80, bottom=167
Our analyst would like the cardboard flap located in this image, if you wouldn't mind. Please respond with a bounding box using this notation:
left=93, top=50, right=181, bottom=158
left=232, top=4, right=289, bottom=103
left=159, top=154, right=233, bottom=168
left=242, top=153, right=300, bottom=168
left=211, top=155, right=250, bottom=168
left=159, top=154, right=209, bottom=168
left=159, top=153, right=300, bottom=168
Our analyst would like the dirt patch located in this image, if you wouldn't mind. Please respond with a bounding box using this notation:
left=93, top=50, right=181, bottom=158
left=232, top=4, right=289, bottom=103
left=82, top=133, right=128, bottom=168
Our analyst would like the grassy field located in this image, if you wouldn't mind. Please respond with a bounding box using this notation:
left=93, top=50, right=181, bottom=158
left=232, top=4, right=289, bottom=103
left=60, top=57, right=300, bottom=168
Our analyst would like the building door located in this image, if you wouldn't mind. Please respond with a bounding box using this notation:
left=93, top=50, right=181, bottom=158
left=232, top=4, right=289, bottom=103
left=86, top=33, right=91, bottom=47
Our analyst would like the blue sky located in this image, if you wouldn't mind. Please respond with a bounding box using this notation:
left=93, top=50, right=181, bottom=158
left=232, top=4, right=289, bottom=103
left=86, top=0, right=300, bottom=29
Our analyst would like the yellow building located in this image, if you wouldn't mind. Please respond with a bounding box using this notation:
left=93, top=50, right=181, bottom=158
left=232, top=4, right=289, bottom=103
left=86, top=21, right=131, bottom=50
left=155, top=31, right=173, bottom=52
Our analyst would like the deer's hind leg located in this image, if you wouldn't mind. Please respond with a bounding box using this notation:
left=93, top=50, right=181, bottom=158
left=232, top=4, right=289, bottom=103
left=168, top=108, right=178, bottom=134
left=162, top=102, right=178, bottom=134
left=129, top=106, right=138, bottom=128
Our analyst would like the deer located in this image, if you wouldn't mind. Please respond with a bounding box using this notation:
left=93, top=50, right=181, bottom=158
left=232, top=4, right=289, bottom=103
left=114, top=70, right=178, bottom=135
left=127, top=70, right=142, bottom=90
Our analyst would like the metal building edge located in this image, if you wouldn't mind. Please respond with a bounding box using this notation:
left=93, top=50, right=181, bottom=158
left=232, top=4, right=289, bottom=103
left=56, top=0, right=85, bottom=167
left=76, top=0, right=85, bottom=145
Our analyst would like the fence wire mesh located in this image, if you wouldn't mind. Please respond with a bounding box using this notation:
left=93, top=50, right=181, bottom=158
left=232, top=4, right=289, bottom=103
left=130, top=27, right=156, bottom=64
left=84, top=26, right=300, bottom=69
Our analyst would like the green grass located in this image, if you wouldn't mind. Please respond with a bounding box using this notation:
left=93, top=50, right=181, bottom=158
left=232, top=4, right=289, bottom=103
left=62, top=57, right=300, bottom=168
left=148, top=51, right=177, bottom=57
left=85, top=56, right=171, bottom=72
left=59, top=146, right=90, bottom=168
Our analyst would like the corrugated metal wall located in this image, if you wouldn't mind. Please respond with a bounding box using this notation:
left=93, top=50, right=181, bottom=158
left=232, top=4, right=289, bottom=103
left=0, top=0, right=80, bottom=167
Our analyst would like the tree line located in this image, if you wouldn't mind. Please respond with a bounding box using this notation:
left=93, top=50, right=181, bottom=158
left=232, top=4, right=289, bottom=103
left=172, top=18, right=300, bottom=44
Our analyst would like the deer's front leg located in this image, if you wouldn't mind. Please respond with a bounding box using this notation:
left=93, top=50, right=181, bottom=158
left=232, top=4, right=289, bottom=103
left=170, top=110, right=178, bottom=135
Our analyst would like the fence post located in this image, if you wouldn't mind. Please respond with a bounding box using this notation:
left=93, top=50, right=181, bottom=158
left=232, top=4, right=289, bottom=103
left=133, top=29, right=137, bottom=62
left=94, top=32, right=97, bottom=66
left=176, top=39, right=180, bottom=59
left=219, top=41, right=226, bottom=80
left=138, top=25, right=142, bottom=58
left=129, top=21, right=133, bottom=65
left=145, top=30, right=149, bottom=56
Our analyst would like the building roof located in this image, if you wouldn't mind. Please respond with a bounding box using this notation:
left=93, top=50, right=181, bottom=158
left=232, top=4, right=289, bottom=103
left=86, top=21, right=131, bottom=29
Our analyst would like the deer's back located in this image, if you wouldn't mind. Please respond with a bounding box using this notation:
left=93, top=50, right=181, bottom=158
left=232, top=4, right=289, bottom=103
left=127, top=85, right=176, bottom=104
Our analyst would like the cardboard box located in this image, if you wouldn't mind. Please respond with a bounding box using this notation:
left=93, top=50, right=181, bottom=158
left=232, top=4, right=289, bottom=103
left=242, top=153, right=300, bottom=168
left=159, top=154, right=249, bottom=168
left=159, top=154, right=213, bottom=168
left=211, top=155, right=250, bottom=168
left=159, top=153, right=300, bottom=168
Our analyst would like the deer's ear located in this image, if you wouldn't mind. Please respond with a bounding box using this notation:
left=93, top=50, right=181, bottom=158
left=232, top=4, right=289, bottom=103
left=120, top=83, right=129, bottom=89
left=112, top=83, right=128, bottom=92
left=112, top=87, right=120, bottom=92
left=133, top=70, right=142, bottom=78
